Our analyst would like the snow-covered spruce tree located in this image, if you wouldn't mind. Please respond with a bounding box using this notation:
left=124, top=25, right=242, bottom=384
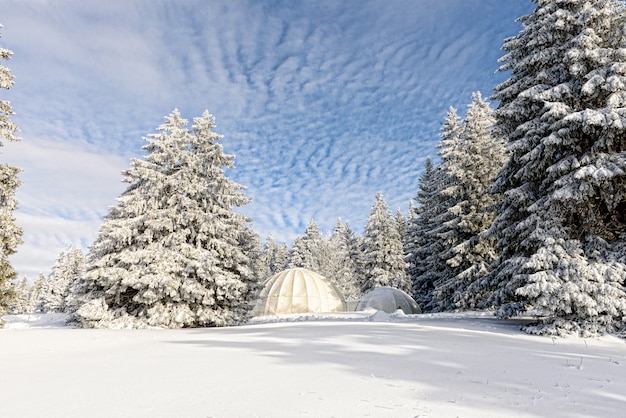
left=39, top=245, right=85, bottom=313
left=428, top=106, right=485, bottom=311
left=434, top=93, right=507, bottom=311
left=361, top=193, right=411, bottom=294
left=260, top=235, right=289, bottom=278
left=407, top=108, right=464, bottom=311
left=237, top=226, right=264, bottom=293
left=70, top=110, right=257, bottom=328
left=255, top=241, right=271, bottom=282
left=287, top=220, right=356, bottom=294
left=288, top=220, right=331, bottom=273
left=337, top=221, right=367, bottom=292
left=327, top=219, right=362, bottom=299
left=7, top=276, right=31, bottom=314
left=0, top=25, right=22, bottom=323
left=480, top=0, right=626, bottom=336
left=395, top=208, right=407, bottom=241
left=405, top=158, right=439, bottom=310
left=30, top=273, right=46, bottom=313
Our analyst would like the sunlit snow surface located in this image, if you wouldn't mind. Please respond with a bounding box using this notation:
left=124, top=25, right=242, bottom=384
left=2, top=311, right=625, bottom=417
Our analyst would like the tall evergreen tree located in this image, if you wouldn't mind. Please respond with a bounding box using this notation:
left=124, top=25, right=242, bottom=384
left=405, top=158, right=438, bottom=309
left=430, top=107, right=473, bottom=302
left=260, top=235, right=289, bottom=278
left=7, top=276, right=31, bottom=314
left=434, top=93, right=506, bottom=310
left=70, top=110, right=256, bottom=328
left=288, top=220, right=330, bottom=273
left=0, top=25, right=22, bottom=323
left=407, top=108, right=463, bottom=311
left=481, top=0, right=626, bottom=335
left=327, top=219, right=362, bottom=299
left=39, top=245, right=86, bottom=313
left=287, top=220, right=360, bottom=297
left=31, top=273, right=46, bottom=313
left=236, top=226, right=264, bottom=294
left=361, top=193, right=410, bottom=293
left=395, top=208, right=407, bottom=241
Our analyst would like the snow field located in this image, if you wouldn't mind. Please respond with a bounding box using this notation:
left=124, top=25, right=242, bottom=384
left=2, top=312, right=625, bottom=417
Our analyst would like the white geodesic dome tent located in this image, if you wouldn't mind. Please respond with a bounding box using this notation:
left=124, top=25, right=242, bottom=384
left=252, top=268, right=346, bottom=316
left=356, top=286, right=422, bottom=314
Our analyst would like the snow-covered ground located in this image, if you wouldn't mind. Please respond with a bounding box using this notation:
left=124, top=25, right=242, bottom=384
left=2, top=311, right=625, bottom=418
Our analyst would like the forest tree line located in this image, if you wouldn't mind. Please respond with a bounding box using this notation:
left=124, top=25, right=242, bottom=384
left=1, top=0, right=626, bottom=336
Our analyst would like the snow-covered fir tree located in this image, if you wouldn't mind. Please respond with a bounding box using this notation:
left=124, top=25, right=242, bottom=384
left=0, top=26, right=19, bottom=145
left=405, top=158, right=439, bottom=309
left=288, top=220, right=330, bottom=273
left=395, top=208, right=407, bottom=241
left=30, top=273, right=46, bottom=313
left=361, top=193, right=411, bottom=294
left=70, top=110, right=257, bottom=328
left=236, top=227, right=264, bottom=294
left=0, top=25, right=22, bottom=323
left=7, top=276, right=32, bottom=314
left=407, top=108, right=464, bottom=311
left=434, top=93, right=506, bottom=310
left=480, top=0, right=626, bottom=336
left=327, top=219, right=362, bottom=299
left=0, top=159, right=19, bottom=319
left=260, top=235, right=289, bottom=278
left=39, top=245, right=85, bottom=313
left=287, top=220, right=359, bottom=296
left=429, top=106, right=481, bottom=309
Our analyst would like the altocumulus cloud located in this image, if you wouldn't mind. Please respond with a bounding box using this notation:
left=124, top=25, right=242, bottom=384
left=2, top=0, right=534, bottom=278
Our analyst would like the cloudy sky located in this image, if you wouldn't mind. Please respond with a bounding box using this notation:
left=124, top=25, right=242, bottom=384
left=1, top=0, right=534, bottom=278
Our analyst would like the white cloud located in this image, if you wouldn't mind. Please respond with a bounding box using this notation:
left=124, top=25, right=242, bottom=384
left=1, top=0, right=535, bottom=273
left=3, top=139, right=129, bottom=278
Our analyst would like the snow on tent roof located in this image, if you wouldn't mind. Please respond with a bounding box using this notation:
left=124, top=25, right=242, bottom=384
left=356, top=286, right=422, bottom=314
left=252, top=268, right=347, bottom=316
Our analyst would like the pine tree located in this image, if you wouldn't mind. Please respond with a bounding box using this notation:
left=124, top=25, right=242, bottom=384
left=405, top=158, right=439, bottom=310
left=260, top=235, right=289, bottom=277
left=288, top=220, right=330, bottom=274
left=0, top=25, right=22, bottom=324
left=327, top=220, right=362, bottom=299
left=481, top=0, right=626, bottom=336
left=361, top=193, right=411, bottom=293
left=39, top=245, right=85, bottom=313
left=30, top=273, right=46, bottom=313
left=395, top=208, right=407, bottom=240
left=407, top=108, right=464, bottom=311
left=70, top=110, right=256, bottom=328
left=236, top=227, right=264, bottom=294
left=7, top=276, right=31, bottom=314
left=285, top=220, right=361, bottom=297
left=0, top=27, right=18, bottom=144
left=13, top=276, right=32, bottom=314
left=434, top=93, right=507, bottom=310
left=430, top=109, right=472, bottom=309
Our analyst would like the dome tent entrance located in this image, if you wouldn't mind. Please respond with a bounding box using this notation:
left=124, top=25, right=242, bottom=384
left=356, top=286, right=422, bottom=314
left=252, top=268, right=346, bottom=316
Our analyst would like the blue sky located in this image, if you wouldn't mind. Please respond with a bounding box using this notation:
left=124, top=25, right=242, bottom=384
left=1, top=0, right=534, bottom=278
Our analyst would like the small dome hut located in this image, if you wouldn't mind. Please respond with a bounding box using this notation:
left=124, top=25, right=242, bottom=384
left=252, top=268, right=346, bottom=316
left=356, top=286, right=422, bottom=314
